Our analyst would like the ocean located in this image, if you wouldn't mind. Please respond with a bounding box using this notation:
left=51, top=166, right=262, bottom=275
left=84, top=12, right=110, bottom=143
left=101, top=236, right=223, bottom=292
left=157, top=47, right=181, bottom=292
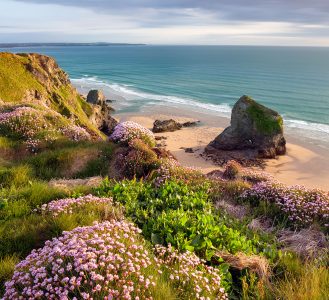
left=1, top=45, right=329, bottom=147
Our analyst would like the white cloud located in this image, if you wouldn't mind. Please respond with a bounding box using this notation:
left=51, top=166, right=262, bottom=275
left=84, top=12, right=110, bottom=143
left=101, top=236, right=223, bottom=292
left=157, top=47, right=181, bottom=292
left=0, top=0, right=329, bottom=45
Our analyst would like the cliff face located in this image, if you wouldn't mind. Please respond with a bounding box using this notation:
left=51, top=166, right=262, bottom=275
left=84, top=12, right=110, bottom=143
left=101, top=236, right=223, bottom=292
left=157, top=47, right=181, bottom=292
left=0, top=52, right=102, bottom=139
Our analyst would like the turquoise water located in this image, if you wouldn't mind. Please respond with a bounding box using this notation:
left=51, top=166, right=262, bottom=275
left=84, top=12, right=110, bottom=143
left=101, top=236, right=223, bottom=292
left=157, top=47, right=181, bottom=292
left=2, top=45, right=329, bottom=144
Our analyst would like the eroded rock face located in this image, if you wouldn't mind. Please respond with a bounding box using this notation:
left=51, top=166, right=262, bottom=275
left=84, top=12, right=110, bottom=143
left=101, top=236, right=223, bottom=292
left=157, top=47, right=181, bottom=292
left=206, top=95, right=286, bottom=159
left=87, top=90, right=106, bottom=105
left=87, top=90, right=118, bottom=135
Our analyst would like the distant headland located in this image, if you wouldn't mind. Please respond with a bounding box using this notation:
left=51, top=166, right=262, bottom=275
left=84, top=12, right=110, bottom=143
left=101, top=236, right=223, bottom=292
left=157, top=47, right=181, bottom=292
left=0, top=42, right=146, bottom=48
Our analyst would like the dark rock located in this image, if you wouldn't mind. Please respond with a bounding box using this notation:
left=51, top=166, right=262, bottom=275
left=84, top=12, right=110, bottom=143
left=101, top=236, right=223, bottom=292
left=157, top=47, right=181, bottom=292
left=86, top=89, right=118, bottom=135
left=152, top=119, right=182, bottom=133
left=182, top=121, right=200, bottom=127
left=155, top=136, right=167, bottom=141
left=206, top=95, right=286, bottom=159
left=87, top=90, right=106, bottom=105
left=153, top=148, right=177, bottom=160
left=185, top=148, right=194, bottom=153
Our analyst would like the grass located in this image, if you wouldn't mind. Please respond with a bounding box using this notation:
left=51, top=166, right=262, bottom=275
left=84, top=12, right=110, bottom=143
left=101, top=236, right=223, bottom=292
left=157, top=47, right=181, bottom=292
left=25, top=141, right=116, bottom=180
left=0, top=255, right=19, bottom=295
left=0, top=53, right=104, bottom=139
left=0, top=53, right=45, bottom=102
left=268, top=256, right=329, bottom=300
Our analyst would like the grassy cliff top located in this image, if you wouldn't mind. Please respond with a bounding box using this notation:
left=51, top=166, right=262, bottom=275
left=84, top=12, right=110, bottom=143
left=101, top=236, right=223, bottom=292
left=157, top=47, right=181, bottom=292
left=0, top=52, right=103, bottom=139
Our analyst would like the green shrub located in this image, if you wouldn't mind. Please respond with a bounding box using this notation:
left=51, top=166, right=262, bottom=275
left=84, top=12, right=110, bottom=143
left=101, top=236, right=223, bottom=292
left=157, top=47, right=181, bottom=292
left=95, top=179, right=276, bottom=260
left=223, top=160, right=242, bottom=180
left=121, top=139, right=160, bottom=178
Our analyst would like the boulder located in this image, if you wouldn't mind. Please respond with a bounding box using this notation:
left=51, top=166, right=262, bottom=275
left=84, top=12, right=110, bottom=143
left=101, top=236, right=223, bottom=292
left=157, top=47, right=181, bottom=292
left=87, top=90, right=106, bottom=105
left=152, top=119, right=200, bottom=133
left=182, top=121, right=200, bottom=127
left=152, top=119, right=182, bottom=133
left=206, top=95, right=286, bottom=159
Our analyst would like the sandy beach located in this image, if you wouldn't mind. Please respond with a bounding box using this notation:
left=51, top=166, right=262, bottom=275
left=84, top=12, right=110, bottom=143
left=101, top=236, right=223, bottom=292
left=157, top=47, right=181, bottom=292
left=117, top=109, right=329, bottom=190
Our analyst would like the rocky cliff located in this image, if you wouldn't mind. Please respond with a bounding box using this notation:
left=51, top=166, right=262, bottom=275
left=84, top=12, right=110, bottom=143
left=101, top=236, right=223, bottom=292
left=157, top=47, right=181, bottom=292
left=0, top=52, right=116, bottom=140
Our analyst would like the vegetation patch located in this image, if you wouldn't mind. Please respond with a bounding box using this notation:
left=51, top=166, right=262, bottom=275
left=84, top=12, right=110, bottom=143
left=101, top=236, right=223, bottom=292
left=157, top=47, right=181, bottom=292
left=246, top=98, right=283, bottom=135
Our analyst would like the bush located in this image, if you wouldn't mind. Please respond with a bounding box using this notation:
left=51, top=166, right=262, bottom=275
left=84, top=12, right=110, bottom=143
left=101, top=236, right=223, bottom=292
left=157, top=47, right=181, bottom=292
left=152, top=158, right=205, bottom=186
left=223, top=160, right=242, bottom=180
left=110, top=121, right=156, bottom=148
left=95, top=179, right=276, bottom=260
left=241, top=181, right=329, bottom=230
left=119, top=139, right=160, bottom=178
left=2, top=220, right=227, bottom=299
left=0, top=105, right=91, bottom=152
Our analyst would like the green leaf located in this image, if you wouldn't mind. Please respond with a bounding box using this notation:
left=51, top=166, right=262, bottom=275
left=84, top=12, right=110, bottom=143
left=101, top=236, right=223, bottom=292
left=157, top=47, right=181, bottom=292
left=151, top=233, right=162, bottom=245
left=190, top=234, right=202, bottom=247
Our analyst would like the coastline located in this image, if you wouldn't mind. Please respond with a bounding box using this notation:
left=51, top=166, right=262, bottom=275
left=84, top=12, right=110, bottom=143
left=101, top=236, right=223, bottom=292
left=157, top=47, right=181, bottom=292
left=115, top=105, right=329, bottom=190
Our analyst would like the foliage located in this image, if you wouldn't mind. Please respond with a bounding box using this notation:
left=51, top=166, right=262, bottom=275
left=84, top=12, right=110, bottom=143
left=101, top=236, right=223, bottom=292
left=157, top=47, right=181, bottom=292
left=95, top=179, right=278, bottom=261
left=0, top=105, right=91, bottom=152
left=155, top=244, right=227, bottom=299
left=119, top=139, right=160, bottom=178
left=39, top=194, right=113, bottom=217
left=241, top=181, right=329, bottom=230
left=25, top=141, right=115, bottom=180
left=3, top=220, right=227, bottom=300
left=152, top=158, right=205, bottom=187
left=110, top=121, right=156, bottom=148
left=222, top=160, right=242, bottom=180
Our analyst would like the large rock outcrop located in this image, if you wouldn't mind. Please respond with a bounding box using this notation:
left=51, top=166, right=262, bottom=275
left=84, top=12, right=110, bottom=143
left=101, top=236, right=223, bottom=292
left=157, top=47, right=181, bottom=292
left=87, top=90, right=106, bottom=105
left=88, top=90, right=118, bottom=135
left=206, top=95, right=286, bottom=159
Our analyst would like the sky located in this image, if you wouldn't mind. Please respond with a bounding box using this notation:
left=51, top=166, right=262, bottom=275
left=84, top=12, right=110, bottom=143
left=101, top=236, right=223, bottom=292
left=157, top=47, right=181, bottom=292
left=0, top=0, right=329, bottom=46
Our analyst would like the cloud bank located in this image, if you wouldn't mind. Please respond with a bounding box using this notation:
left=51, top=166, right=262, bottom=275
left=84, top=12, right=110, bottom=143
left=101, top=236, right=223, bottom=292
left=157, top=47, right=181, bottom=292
left=0, top=0, right=328, bottom=45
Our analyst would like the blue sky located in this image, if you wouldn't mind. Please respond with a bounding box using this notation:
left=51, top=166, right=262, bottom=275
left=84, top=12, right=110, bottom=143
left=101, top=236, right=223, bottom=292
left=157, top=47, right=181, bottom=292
left=1, top=0, right=329, bottom=45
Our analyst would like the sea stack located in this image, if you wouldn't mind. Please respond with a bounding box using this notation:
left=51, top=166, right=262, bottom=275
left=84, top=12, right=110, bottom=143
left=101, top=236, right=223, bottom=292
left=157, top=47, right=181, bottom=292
left=206, top=95, right=286, bottom=159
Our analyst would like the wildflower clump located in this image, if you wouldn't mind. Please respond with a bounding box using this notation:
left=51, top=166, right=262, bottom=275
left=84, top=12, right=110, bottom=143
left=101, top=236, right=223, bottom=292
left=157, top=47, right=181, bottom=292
left=154, top=244, right=227, bottom=299
left=241, top=181, right=329, bottom=228
left=40, top=195, right=113, bottom=217
left=0, top=105, right=91, bottom=152
left=2, top=220, right=157, bottom=300
left=110, top=121, right=156, bottom=148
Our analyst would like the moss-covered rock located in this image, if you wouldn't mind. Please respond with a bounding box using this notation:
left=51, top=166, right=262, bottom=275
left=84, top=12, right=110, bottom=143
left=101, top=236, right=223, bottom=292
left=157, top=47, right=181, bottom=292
left=206, top=95, right=286, bottom=159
